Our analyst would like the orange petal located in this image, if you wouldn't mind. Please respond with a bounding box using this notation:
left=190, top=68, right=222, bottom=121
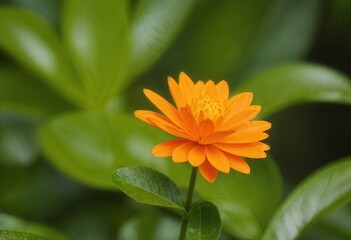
left=147, top=114, right=195, bottom=140
left=214, top=142, right=269, bottom=158
left=168, top=76, right=185, bottom=109
left=221, top=106, right=261, bottom=130
left=226, top=92, right=253, bottom=117
left=143, top=89, right=185, bottom=129
left=172, top=141, right=196, bottom=163
left=199, top=131, right=234, bottom=145
left=152, top=139, right=187, bottom=157
left=236, top=120, right=272, bottom=132
left=188, top=144, right=206, bottom=167
left=198, top=119, right=215, bottom=137
left=199, top=160, right=218, bottom=183
left=219, top=131, right=269, bottom=144
left=225, top=154, right=250, bottom=174
left=216, top=80, right=229, bottom=100
left=192, top=81, right=205, bottom=106
left=134, top=110, right=159, bottom=127
left=201, top=80, right=216, bottom=98
left=179, top=106, right=200, bottom=139
left=205, top=145, right=230, bottom=173
left=179, top=72, right=195, bottom=106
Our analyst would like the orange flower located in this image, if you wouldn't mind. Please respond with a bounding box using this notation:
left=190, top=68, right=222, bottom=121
left=134, top=72, right=271, bottom=183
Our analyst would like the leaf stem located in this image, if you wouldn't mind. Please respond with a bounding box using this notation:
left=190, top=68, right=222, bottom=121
left=179, top=167, right=198, bottom=240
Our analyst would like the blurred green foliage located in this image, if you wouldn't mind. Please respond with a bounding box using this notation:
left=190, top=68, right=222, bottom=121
left=0, top=0, right=350, bottom=239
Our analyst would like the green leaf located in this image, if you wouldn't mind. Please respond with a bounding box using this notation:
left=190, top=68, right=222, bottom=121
left=237, top=63, right=351, bottom=118
left=0, top=213, right=68, bottom=240
left=0, top=65, right=72, bottom=117
left=302, top=204, right=351, bottom=240
left=0, top=231, right=48, bottom=240
left=129, top=0, right=195, bottom=79
left=0, top=111, right=39, bottom=167
left=187, top=201, right=221, bottom=240
left=262, top=157, right=351, bottom=240
left=193, top=157, right=282, bottom=240
left=0, top=7, right=84, bottom=106
left=112, top=166, right=184, bottom=211
left=38, top=111, right=168, bottom=189
left=62, top=0, right=129, bottom=109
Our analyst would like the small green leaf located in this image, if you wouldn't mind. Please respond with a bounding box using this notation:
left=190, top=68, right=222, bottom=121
left=237, top=63, right=351, bottom=118
left=0, top=230, right=48, bottom=240
left=129, top=0, right=195, bottom=79
left=0, top=7, right=84, bottom=106
left=0, top=213, right=68, bottom=240
left=262, top=157, right=351, bottom=240
left=112, top=166, right=184, bottom=211
left=62, top=0, right=129, bottom=109
left=187, top=201, right=221, bottom=240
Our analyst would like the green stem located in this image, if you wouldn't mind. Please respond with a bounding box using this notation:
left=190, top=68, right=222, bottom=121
left=179, top=167, right=198, bottom=240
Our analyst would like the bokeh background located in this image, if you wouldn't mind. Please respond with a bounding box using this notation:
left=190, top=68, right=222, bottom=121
left=0, top=0, right=350, bottom=239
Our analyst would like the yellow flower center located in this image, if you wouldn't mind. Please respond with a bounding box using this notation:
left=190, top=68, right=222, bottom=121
left=194, top=96, right=225, bottom=121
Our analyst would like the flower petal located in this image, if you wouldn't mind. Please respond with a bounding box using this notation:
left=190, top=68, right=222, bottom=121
left=188, top=144, right=206, bottom=167
left=216, top=80, right=229, bottom=100
left=179, top=106, right=200, bottom=139
left=198, top=119, right=215, bottom=137
left=134, top=110, right=159, bottom=127
left=179, top=72, right=195, bottom=106
left=205, top=145, right=230, bottom=173
left=226, top=92, right=253, bottom=116
left=219, top=131, right=269, bottom=144
left=199, top=160, right=218, bottom=183
left=221, top=106, right=261, bottom=130
left=225, top=153, right=250, bottom=174
left=202, top=80, right=216, bottom=98
left=199, top=131, right=234, bottom=145
left=168, top=76, right=185, bottom=109
left=152, top=139, right=187, bottom=157
left=147, top=114, right=195, bottom=140
left=236, top=120, right=272, bottom=132
left=143, top=89, right=185, bottom=129
left=172, top=141, right=196, bottom=163
left=214, top=142, right=270, bottom=158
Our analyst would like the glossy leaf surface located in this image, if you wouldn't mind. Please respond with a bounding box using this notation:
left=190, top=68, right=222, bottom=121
left=112, top=167, right=184, bottom=211
left=262, top=157, right=351, bottom=240
left=187, top=201, right=221, bottom=240
left=238, top=63, right=351, bottom=118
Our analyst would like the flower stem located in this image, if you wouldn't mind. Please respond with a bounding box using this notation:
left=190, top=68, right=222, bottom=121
left=179, top=167, right=198, bottom=240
